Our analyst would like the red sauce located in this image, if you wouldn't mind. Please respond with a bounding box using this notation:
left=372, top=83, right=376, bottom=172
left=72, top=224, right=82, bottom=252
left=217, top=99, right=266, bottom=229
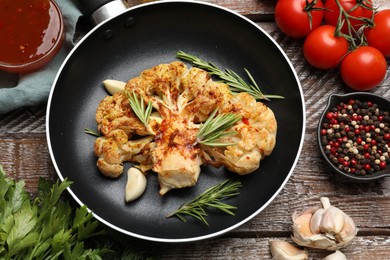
left=0, top=0, right=64, bottom=72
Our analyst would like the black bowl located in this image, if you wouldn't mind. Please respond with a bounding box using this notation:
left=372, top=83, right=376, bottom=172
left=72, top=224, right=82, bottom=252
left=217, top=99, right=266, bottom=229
left=318, top=92, right=390, bottom=181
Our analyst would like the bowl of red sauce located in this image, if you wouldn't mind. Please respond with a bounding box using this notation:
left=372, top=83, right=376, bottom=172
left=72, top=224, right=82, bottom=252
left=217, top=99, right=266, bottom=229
left=318, top=92, right=390, bottom=181
left=0, top=0, right=64, bottom=73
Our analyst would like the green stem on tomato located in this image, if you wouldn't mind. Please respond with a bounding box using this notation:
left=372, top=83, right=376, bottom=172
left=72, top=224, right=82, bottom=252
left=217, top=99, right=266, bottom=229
left=333, top=0, right=375, bottom=50
left=304, top=0, right=325, bottom=30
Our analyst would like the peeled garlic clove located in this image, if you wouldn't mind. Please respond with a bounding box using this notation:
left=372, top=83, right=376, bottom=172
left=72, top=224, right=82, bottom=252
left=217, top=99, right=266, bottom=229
left=291, top=197, right=357, bottom=250
left=125, top=167, right=147, bottom=202
left=269, top=240, right=308, bottom=260
left=323, top=250, right=347, bottom=260
left=103, top=79, right=126, bottom=95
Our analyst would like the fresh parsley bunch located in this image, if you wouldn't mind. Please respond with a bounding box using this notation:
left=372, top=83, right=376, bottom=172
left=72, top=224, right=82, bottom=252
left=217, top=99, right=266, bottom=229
left=0, top=165, right=149, bottom=260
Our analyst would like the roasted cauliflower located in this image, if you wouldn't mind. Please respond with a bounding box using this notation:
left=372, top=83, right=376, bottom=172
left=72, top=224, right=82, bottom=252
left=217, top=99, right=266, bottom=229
left=94, top=61, right=277, bottom=195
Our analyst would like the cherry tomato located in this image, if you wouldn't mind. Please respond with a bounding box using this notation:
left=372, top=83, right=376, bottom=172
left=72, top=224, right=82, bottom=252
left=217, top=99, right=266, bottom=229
left=364, top=9, right=390, bottom=57
left=340, top=46, right=387, bottom=91
left=275, top=0, right=324, bottom=38
left=324, top=0, right=373, bottom=33
left=303, top=25, right=349, bottom=69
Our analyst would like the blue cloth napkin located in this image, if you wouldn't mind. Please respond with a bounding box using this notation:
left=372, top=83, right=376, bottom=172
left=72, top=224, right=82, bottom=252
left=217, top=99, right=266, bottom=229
left=0, top=0, right=82, bottom=114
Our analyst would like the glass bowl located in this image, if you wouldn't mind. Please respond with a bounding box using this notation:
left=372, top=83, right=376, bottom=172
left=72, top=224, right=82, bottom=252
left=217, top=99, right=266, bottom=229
left=0, top=0, right=64, bottom=73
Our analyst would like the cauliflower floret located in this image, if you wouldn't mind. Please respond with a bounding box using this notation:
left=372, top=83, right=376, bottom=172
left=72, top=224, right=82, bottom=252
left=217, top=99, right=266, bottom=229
left=177, top=67, right=209, bottom=114
left=201, top=124, right=263, bottom=175
left=96, top=93, right=158, bottom=136
left=94, top=129, right=154, bottom=178
left=201, top=93, right=277, bottom=175
left=183, top=79, right=233, bottom=123
left=222, top=92, right=277, bottom=155
left=127, top=61, right=188, bottom=110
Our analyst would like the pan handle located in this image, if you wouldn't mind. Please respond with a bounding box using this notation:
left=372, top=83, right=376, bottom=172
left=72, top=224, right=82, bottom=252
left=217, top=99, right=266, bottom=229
left=78, top=0, right=129, bottom=25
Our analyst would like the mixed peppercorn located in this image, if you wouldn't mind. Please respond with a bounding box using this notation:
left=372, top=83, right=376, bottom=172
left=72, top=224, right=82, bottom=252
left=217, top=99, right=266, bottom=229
left=320, top=99, right=390, bottom=176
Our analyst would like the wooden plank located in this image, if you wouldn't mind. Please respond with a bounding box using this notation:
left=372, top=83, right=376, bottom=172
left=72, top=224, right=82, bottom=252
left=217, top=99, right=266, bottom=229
left=200, top=0, right=276, bottom=20
left=126, top=0, right=390, bottom=17
left=149, top=236, right=390, bottom=259
left=125, top=0, right=275, bottom=20
left=0, top=137, right=56, bottom=193
left=0, top=106, right=46, bottom=135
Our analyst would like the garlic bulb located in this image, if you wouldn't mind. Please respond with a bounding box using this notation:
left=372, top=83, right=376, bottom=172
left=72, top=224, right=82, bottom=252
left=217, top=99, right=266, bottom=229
left=269, top=240, right=308, bottom=260
left=323, top=250, right=347, bottom=260
left=291, top=197, right=357, bottom=250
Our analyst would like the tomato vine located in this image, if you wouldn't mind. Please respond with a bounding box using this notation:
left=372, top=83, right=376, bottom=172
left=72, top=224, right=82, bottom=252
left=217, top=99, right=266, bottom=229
left=275, top=0, right=389, bottom=91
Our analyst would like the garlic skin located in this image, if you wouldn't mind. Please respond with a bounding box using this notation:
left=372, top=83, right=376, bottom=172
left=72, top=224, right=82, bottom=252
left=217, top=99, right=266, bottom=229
left=323, top=250, right=347, bottom=260
left=125, top=167, right=147, bottom=202
left=103, top=79, right=126, bottom=95
left=291, top=197, right=357, bottom=250
left=269, top=240, right=308, bottom=260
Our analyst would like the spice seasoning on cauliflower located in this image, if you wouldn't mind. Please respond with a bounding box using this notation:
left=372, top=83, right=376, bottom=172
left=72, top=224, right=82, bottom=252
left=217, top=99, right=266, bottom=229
left=94, top=61, right=277, bottom=195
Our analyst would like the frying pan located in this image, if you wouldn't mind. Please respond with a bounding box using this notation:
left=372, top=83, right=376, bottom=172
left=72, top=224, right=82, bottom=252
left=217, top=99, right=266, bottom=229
left=46, top=0, right=305, bottom=242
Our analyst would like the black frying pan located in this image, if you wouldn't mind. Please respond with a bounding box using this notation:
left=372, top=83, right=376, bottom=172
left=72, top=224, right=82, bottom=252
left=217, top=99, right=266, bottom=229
left=46, top=0, right=305, bottom=242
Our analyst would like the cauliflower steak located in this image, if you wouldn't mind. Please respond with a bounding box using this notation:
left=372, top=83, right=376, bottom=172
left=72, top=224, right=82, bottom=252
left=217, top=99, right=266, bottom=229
left=94, top=61, right=277, bottom=195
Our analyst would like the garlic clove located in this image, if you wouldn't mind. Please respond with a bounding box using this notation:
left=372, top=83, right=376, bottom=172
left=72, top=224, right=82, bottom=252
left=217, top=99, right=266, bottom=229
left=125, top=167, right=147, bottom=203
left=269, top=240, right=308, bottom=260
left=323, top=250, right=347, bottom=260
left=310, top=208, right=325, bottom=234
left=338, top=214, right=358, bottom=244
left=320, top=206, right=346, bottom=234
left=103, top=79, right=126, bottom=95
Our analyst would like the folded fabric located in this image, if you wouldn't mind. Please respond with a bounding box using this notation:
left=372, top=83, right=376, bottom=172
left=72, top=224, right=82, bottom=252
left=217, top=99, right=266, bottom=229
left=0, top=0, right=82, bottom=114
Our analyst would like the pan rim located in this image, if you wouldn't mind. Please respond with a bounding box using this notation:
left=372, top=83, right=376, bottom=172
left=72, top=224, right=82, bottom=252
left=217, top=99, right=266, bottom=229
left=46, top=0, right=306, bottom=243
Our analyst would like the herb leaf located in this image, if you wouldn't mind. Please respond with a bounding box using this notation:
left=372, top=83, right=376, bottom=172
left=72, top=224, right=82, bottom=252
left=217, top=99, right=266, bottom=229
left=167, top=179, right=242, bottom=226
left=126, top=90, right=153, bottom=128
left=84, top=128, right=101, bottom=137
left=0, top=165, right=149, bottom=259
left=176, top=51, right=284, bottom=100
left=196, top=109, right=241, bottom=147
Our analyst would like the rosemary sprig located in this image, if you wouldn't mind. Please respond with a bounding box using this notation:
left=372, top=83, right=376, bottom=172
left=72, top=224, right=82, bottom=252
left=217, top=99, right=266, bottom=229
left=167, top=179, right=242, bottom=226
left=126, top=90, right=153, bottom=128
left=176, top=51, right=284, bottom=100
left=84, top=128, right=101, bottom=137
left=196, top=109, right=241, bottom=146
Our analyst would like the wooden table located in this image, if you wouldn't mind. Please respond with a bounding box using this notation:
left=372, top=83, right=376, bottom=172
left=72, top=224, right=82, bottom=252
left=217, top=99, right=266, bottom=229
left=1, top=0, right=390, bottom=259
